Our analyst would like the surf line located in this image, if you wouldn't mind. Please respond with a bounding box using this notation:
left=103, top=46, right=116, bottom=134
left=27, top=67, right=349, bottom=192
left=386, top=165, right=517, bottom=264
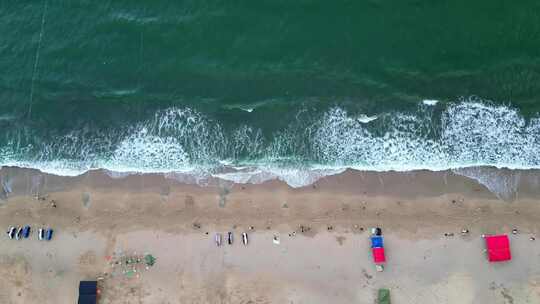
left=28, top=0, right=49, bottom=119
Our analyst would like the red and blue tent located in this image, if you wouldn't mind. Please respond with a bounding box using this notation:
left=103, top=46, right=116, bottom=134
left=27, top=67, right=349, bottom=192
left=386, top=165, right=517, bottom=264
left=370, top=235, right=386, bottom=264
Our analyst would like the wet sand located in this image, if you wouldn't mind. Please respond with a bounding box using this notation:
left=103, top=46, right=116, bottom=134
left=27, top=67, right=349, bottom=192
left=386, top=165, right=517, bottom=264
left=0, top=167, right=539, bottom=303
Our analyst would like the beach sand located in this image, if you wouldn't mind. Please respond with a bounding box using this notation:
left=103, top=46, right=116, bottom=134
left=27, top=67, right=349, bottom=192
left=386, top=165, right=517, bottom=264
left=0, top=167, right=539, bottom=303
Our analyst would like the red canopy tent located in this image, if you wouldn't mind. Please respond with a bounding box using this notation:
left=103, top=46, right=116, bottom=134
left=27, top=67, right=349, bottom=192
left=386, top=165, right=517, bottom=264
left=485, top=235, right=511, bottom=262
left=372, top=247, right=386, bottom=263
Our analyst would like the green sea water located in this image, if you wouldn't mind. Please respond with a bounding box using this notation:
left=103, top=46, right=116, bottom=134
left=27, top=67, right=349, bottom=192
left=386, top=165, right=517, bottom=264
left=1, top=1, right=540, bottom=181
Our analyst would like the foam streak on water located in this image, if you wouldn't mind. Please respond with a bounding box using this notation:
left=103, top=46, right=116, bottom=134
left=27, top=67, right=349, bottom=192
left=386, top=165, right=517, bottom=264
left=1, top=98, right=540, bottom=188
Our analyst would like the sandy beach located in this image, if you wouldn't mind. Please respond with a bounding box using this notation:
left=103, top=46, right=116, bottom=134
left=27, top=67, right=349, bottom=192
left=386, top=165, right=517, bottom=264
left=1, top=166, right=540, bottom=303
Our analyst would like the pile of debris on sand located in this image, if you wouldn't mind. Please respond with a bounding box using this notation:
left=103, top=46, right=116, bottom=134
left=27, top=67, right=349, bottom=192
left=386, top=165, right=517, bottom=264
left=104, top=250, right=157, bottom=280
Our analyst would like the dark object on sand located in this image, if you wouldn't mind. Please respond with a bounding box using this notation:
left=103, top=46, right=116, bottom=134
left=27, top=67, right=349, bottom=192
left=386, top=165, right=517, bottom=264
left=45, top=228, right=54, bottom=241
left=78, top=280, right=98, bottom=304
left=22, top=226, right=31, bottom=238
left=378, top=288, right=391, bottom=304
left=300, top=225, right=311, bottom=233
left=228, top=232, right=233, bottom=245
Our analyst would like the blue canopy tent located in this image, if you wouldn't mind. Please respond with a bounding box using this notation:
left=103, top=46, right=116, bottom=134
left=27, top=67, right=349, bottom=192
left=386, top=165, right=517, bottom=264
left=78, top=281, right=97, bottom=304
left=370, top=236, right=384, bottom=248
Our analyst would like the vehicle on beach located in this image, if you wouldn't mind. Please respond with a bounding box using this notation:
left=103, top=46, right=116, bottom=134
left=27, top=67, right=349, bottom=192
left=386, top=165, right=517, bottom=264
left=22, top=226, right=31, bottom=238
left=227, top=232, right=233, bottom=245
left=7, top=226, right=16, bottom=239
left=215, top=233, right=222, bottom=247
left=38, top=228, right=45, bottom=240
left=242, top=232, right=248, bottom=245
left=45, top=228, right=54, bottom=241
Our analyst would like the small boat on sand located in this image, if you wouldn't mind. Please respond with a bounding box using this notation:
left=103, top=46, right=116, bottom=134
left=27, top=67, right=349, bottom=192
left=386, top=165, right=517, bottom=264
left=215, top=233, right=222, bottom=247
left=227, top=232, right=233, bottom=245
left=45, top=228, right=54, bottom=241
left=7, top=226, right=16, bottom=239
left=15, top=227, right=22, bottom=240
left=22, top=226, right=31, bottom=238
left=242, top=232, right=248, bottom=245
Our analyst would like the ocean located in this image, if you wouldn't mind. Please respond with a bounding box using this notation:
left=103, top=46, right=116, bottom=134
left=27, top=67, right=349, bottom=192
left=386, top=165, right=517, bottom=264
left=1, top=1, right=540, bottom=187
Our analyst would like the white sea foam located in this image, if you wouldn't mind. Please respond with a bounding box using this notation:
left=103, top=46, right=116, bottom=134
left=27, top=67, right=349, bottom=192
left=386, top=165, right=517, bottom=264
left=103, top=170, right=133, bottom=179
left=313, top=100, right=540, bottom=170
left=2, top=99, right=540, bottom=189
left=441, top=102, right=540, bottom=167
left=0, top=114, right=16, bottom=121
left=108, top=128, right=190, bottom=172
left=356, top=114, right=378, bottom=123
left=313, top=108, right=447, bottom=169
left=213, top=166, right=346, bottom=188
left=423, top=99, right=439, bottom=106
left=453, top=167, right=521, bottom=201
left=1, top=161, right=89, bottom=177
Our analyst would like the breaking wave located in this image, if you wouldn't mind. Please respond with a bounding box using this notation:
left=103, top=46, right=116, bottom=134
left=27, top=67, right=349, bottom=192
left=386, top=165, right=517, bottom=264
left=1, top=97, right=540, bottom=187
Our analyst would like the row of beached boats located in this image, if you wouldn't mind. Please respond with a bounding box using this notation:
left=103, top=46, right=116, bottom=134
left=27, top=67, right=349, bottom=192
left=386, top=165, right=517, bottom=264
left=6, top=226, right=54, bottom=241
left=215, top=232, right=248, bottom=246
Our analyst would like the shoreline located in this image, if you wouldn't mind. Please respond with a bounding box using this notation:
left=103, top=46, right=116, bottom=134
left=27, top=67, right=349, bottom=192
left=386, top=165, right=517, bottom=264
left=2, top=166, right=539, bottom=237
left=1, top=165, right=540, bottom=200
left=0, top=166, right=539, bottom=303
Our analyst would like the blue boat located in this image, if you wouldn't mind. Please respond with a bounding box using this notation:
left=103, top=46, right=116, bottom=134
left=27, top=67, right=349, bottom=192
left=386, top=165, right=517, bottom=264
left=45, top=228, right=54, bottom=241
left=22, top=226, right=31, bottom=238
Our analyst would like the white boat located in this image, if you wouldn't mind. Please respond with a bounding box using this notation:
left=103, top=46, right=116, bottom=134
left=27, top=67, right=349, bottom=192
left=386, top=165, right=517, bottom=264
left=15, top=227, right=22, bottom=240
left=242, top=232, right=248, bottom=245
left=7, top=226, right=16, bottom=239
